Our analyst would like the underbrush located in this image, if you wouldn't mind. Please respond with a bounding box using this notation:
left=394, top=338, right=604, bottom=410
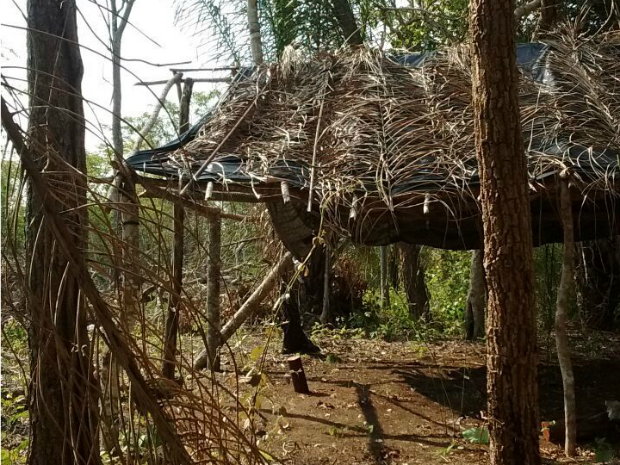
left=313, top=288, right=444, bottom=342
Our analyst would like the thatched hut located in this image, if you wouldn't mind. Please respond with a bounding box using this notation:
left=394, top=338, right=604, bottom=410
left=129, top=28, right=619, bottom=254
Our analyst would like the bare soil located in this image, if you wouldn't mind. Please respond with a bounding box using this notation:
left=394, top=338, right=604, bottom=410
left=233, top=329, right=620, bottom=465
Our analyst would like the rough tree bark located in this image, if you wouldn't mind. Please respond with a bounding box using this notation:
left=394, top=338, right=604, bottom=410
left=247, top=0, right=264, bottom=65
left=464, top=249, right=485, bottom=340
left=556, top=179, right=577, bottom=456
left=25, top=1, right=100, bottom=463
left=470, top=0, right=541, bottom=463
left=399, top=243, right=429, bottom=320
left=330, top=0, right=363, bottom=45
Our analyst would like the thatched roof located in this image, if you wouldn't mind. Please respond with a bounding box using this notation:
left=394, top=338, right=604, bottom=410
left=129, top=28, right=620, bottom=249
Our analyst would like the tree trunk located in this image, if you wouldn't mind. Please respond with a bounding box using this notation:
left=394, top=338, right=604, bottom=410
left=330, top=0, right=363, bottom=45
left=539, top=0, right=559, bottom=31
left=110, top=0, right=135, bottom=157
left=556, top=180, right=577, bottom=456
left=266, top=200, right=323, bottom=353
left=388, top=245, right=400, bottom=291
left=379, top=245, right=390, bottom=309
left=465, top=249, right=485, bottom=340
left=25, top=1, right=100, bottom=463
left=247, top=0, right=264, bottom=65
left=399, top=243, right=429, bottom=320
left=470, top=0, right=541, bottom=463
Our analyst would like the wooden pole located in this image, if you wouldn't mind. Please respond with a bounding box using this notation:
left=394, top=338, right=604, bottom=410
left=120, top=177, right=141, bottom=331
left=380, top=245, right=390, bottom=309
left=195, top=252, right=293, bottom=370
left=557, top=178, right=577, bottom=456
left=287, top=355, right=310, bottom=394
left=320, top=243, right=331, bottom=324
left=206, top=212, right=222, bottom=371
left=162, top=78, right=193, bottom=379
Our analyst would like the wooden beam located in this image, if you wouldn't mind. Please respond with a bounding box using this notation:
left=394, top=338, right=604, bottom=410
left=135, top=176, right=249, bottom=221
left=135, top=77, right=232, bottom=86
left=195, top=252, right=293, bottom=370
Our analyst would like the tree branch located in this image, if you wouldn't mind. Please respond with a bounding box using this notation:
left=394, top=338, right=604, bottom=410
left=514, top=0, right=542, bottom=20
left=1, top=100, right=193, bottom=465
left=132, top=72, right=183, bottom=152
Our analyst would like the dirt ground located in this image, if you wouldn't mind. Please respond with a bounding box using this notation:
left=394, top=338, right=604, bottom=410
left=229, top=329, right=620, bottom=465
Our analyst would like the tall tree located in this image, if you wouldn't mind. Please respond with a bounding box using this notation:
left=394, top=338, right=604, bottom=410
left=464, top=249, right=485, bottom=339
left=469, top=0, right=541, bottom=464
left=25, top=0, right=100, bottom=463
left=110, top=0, right=136, bottom=156
left=399, top=243, right=430, bottom=320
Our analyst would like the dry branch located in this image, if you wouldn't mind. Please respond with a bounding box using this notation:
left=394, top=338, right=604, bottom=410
left=514, top=0, right=542, bottom=20
left=1, top=101, right=193, bottom=465
left=133, top=72, right=183, bottom=152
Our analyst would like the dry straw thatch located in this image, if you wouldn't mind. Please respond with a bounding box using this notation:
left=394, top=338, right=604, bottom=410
left=165, top=26, right=619, bottom=246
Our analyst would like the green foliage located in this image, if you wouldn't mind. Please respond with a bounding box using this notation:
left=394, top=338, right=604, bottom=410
left=534, top=244, right=562, bottom=331
left=594, top=438, right=616, bottom=463
left=1, top=394, right=28, bottom=431
left=1, top=160, right=25, bottom=252
left=374, top=0, right=470, bottom=50
left=325, top=353, right=343, bottom=364
left=0, top=437, right=29, bottom=465
left=424, top=249, right=470, bottom=334
left=1, top=320, right=27, bottom=352
left=462, top=426, right=489, bottom=444
left=344, top=287, right=441, bottom=341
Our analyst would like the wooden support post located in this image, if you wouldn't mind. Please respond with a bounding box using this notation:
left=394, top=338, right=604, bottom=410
left=163, top=200, right=184, bottom=379
left=557, top=178, right=577, bottom=456
left=162, top=78, right=193, bottom=379
left=120, top=176, right=141, bottom=330
left=206, top=212, right=222, bottom=371
left=287, top=355, right=310, bottom=394
left=320, top=243, right=331, bottom=324
left=195, top=252, right=293, bottom=370
left=380, top=245, right=390, bottom=309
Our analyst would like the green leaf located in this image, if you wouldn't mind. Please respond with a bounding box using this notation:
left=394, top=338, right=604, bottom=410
left=259, top=449, right=275, bottom=462
left=462, top=426, right=490, bottom=444
left=326, top=354, right=342, bottom=364
left=249, top=345, right=264, bottom=362
left=594, top=439, right=616, bottom=463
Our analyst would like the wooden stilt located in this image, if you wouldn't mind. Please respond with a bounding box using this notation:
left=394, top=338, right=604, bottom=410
left=380, top=245, right=389, bottom=309
left=287, top=355, right=310, bottom=394
left=195, top=252, right=293, bottom=370
left=206, top=212, right=222, bottom=371
left=320, top=243, right=331, bottom=324
left=162, top=78, right=192, bottom=379
left=163, top=201, right=184, bottom=379
left=557, top=177, right=577, bottom=456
